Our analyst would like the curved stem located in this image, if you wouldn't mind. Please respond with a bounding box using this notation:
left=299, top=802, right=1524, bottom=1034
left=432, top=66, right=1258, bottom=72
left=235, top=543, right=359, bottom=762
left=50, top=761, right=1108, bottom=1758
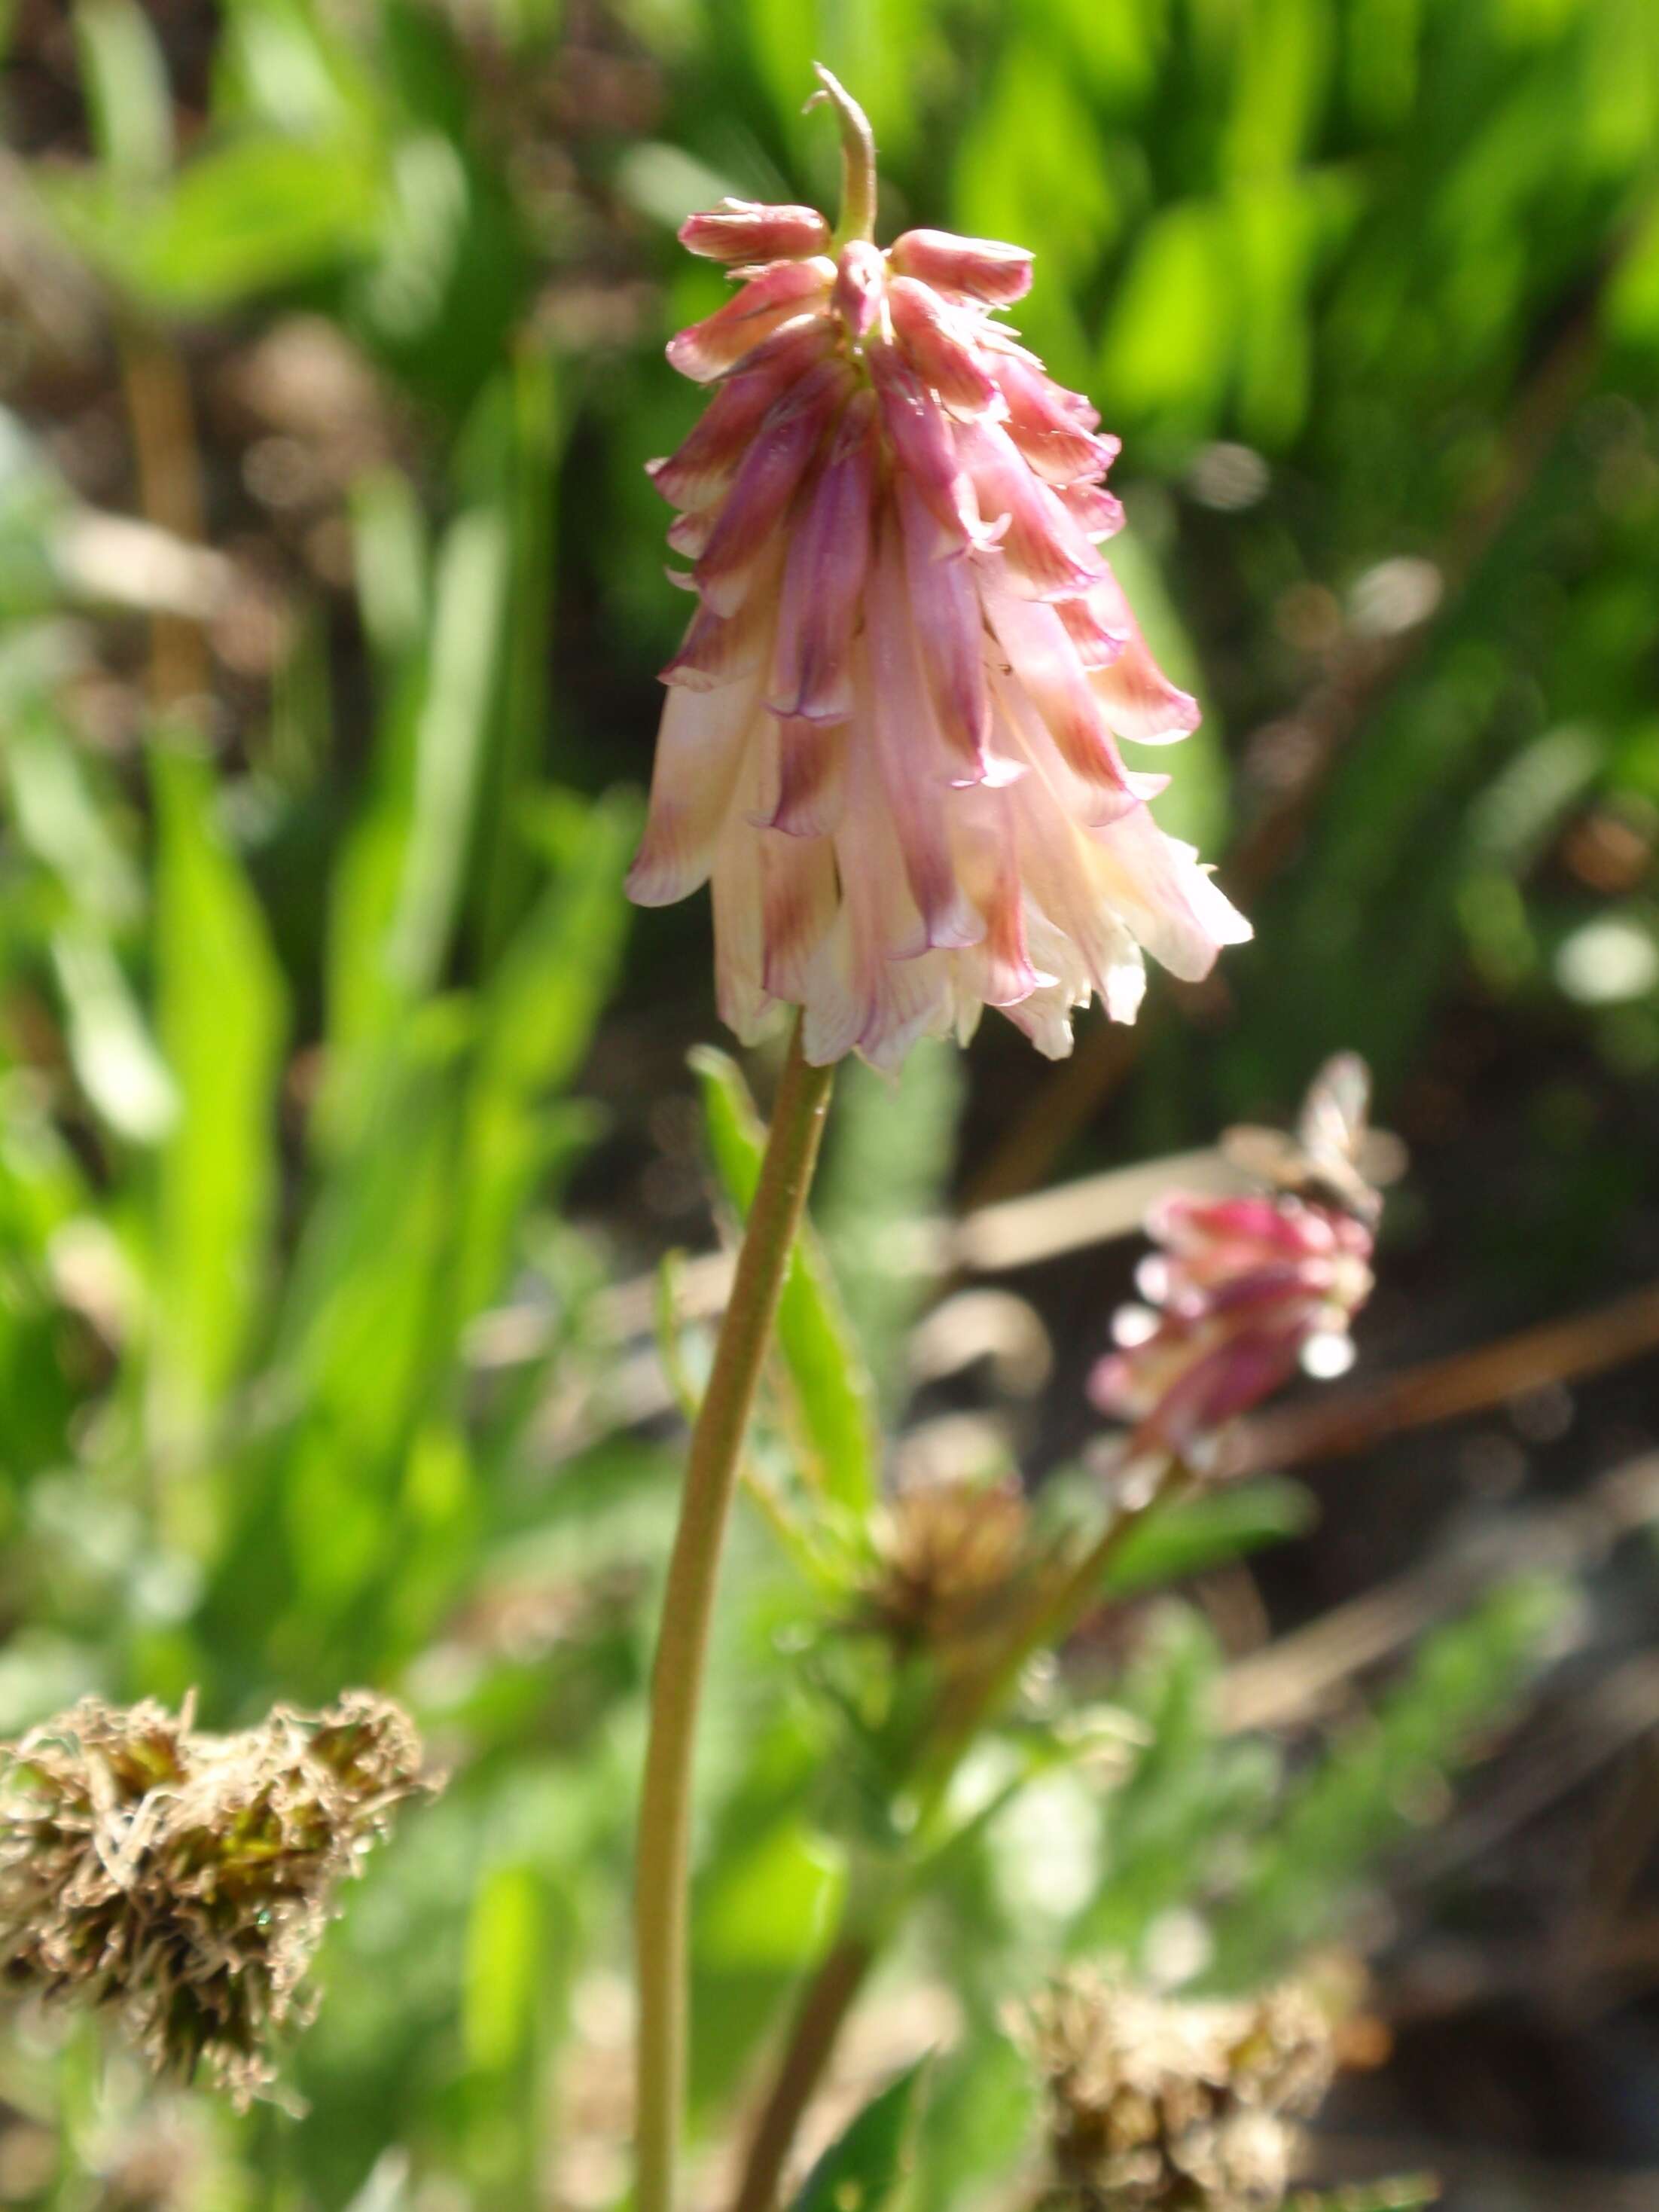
left=636, top=1019, right=836, bottom=2212
left=810, top=63, right=877, bottom=244
left=731, top=1932, right=876, bottom=2212
left=728, top=1453, right=1191, bottom=2212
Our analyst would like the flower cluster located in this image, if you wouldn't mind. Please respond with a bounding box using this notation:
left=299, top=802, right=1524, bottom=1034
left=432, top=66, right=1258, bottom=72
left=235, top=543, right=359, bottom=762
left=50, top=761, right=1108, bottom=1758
left=1091, top=1057, right=1383, bottom=1454
left=1020, top=1969, right=1336, bottom=2211
left=629, top=69, right=1248, bottom=1070
left=1090, top=1193, right=1377, bottom=1454
left=0, top=1692, right=429, bottom=2104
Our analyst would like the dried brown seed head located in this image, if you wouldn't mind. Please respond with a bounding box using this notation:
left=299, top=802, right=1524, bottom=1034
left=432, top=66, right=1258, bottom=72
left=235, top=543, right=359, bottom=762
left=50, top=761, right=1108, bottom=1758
left=0, top=1691, right=433, bottom=2107
left=861, top=1476, right=1035, bottom=1656
left=1017, top=1968, right=1336, bottom=2211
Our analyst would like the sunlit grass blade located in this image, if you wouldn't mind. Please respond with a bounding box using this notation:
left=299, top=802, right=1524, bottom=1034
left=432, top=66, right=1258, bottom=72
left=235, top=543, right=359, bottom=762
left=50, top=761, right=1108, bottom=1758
left=148, top=741, right=286, bottom=1444
left=454, top=789, right=637, bottom=1317
left=386, top=505, right=511, bottom=996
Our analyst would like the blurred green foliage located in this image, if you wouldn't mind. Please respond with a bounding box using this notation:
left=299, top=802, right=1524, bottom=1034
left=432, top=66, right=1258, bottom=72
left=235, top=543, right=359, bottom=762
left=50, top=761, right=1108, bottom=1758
left=0, top=0, right=1654, bottom=2203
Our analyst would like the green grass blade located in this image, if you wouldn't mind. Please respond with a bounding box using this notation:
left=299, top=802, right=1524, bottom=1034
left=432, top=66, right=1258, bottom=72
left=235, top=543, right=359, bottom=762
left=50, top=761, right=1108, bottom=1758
left=148, top=743, right=286, bottom=1441
left=386, top=504, right=510, bottom=996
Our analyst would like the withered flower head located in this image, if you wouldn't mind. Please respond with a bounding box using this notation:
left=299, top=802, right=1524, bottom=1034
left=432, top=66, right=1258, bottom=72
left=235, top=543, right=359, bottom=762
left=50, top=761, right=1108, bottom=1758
left=0, top=1692, right=431, bottom=2105
left=1018, top=1968, right=1335, bottom=2211
left=861, top=1475, right=1034, bottom=1656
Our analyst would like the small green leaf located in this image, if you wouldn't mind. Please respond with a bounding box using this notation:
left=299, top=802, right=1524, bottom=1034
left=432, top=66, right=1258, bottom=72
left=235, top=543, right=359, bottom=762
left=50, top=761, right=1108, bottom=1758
left=74, top=0, right=173, bottom=189
left=691, top=1047, right=880, bottom=1515
left=148, top=743, right=287, bottom=1441
left=1102, top=1477, right=1318, bottom=1594
left=386, top=504, right=510, bottom=995
left=43, top=136, right=385, bottom=310
left=790, top=2057, right=929, bottom=2212
left=1098, top=198, right=1237, bottom=429
left=350, top=467, right=429, bottom=668
left=462, top=1863, right=543, bottom=2075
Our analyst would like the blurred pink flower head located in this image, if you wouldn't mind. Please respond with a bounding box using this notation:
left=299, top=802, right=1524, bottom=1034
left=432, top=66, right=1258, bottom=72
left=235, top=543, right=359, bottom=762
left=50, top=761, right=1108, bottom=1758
left=629, top=69, right=1249, bottom=1071
left=1090, top=1055, right=1384, bottom=1454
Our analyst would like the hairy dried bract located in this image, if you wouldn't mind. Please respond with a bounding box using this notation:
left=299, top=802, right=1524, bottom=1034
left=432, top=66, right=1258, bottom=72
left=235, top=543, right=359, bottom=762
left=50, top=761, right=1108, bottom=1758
left=861, top=1475, right=1035, bottom=1656
left=0, top=1692, right=430, bottom=2104
left=1019, top=1969, right=1336, bottom=2211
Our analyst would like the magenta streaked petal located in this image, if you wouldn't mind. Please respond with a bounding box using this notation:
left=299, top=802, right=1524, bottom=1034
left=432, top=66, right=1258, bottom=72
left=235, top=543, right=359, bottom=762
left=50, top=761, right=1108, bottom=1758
left=866, top=524, right=986, bottom=952
left=832, top=238, right=886, bottom=337
left=754, top=715, right=848, bottom=838
left=647, top=316, right=836, bottom=508
left=887, top=276, right=1003, bottom=416
left=895, top=475, right=994, bottom=782
left=1060, top=483, right=1125, bottom=542
left=679, top=199, right=832, bottom=264
left=760, top=831, right=839, bottom=1000
left=797, top=906, right=859, bottom=1064
left=889, top=227, right=1033, bottom=306
left=711, top=841, right=772, bottom=1042
left=858, top=949, right=956, bottom=1072
left=959, top=420, right=1109, bottom=599
left=627, top=677, right=761, bottom=906
left=982, top=572, right=1142, bottom=816
left=1002, top=986, right=1082, bottom=1059
left=1004, top=758, right=1148, bottom=1013
left=692, top=361, right=849, bottom=615
left=1091, top=641, right=1203, bottom=744
left=666, top=259, right=834, bottom=381
left=767, top=392, right=878, bottom=725
left=666, top=508, right=715, bottom=558
left=1080, top=569, right=1202, bottom=744
left=1057, top=593, right=1130, bottom=670
left=957, top=793, right=1051, bottom=1005
left=868, top=341, right=987, bottom=547
left=832, top=770, right=959, bottom=1065
left=660, top=572, right=776, bottom=690
left=992, top=349, right=1121, bottom=485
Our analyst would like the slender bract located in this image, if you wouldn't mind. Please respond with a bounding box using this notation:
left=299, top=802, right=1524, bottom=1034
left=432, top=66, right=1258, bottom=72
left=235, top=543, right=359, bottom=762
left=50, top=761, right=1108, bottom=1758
left=630, top=68, right=1249, bottom=1073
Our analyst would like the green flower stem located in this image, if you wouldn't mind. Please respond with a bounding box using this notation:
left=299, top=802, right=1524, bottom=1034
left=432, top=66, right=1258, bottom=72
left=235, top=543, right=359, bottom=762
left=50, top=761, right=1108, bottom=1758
left=636, top=1018, right=835, bottom=2212
left=727, top=1451, right=1192, bottom=2212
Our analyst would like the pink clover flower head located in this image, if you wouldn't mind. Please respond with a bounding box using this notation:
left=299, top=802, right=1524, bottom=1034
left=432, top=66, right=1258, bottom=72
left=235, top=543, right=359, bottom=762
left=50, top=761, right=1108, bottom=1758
left=1090, top=1057, right=1387, bottom=1452
left=1090, top=1194, right=1376, bottom=1451
left=630, top=68, right=1250, bottom=1071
